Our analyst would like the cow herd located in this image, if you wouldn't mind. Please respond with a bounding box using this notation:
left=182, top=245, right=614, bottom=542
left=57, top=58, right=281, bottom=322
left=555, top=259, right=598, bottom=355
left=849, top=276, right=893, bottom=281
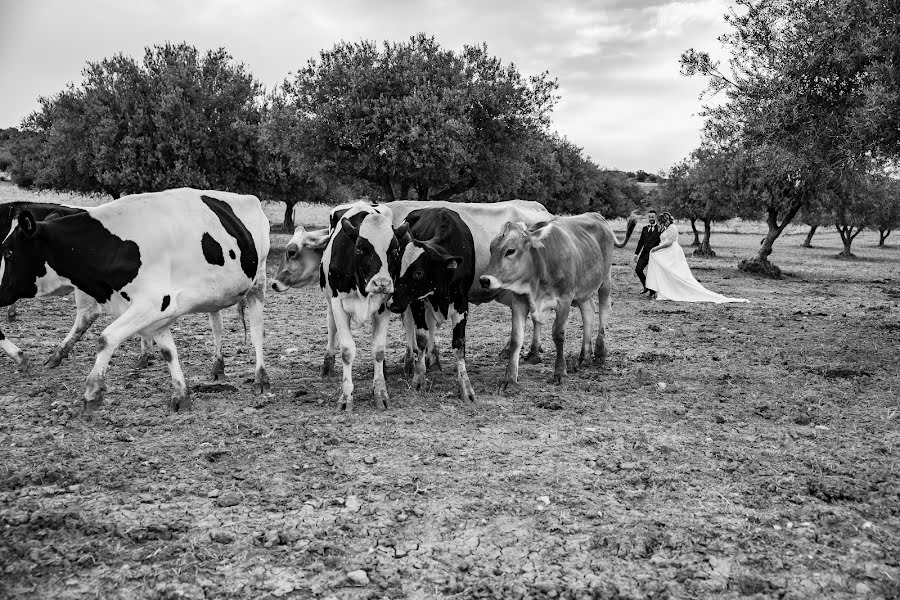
left=0, top=188, right=635, bottom=414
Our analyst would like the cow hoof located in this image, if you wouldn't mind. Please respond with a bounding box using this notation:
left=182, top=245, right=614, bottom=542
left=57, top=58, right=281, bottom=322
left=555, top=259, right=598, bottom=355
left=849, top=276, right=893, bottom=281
left=15, top=355, right=30, bottom=374
left=497, top=378, right=518, bottom=394
left=412, top=371, right=427, bottom=390
left=321, top=354, right=334, bottom=377
left=254, top=368, right=271, bottom=394
left=134, top=353, right=153, bottom=369
left=551, top=373, right=565, bottom=385
left=338, top=393, right=353, bottom=412
left=524, top=350, right=542, bottom=365
left=498, top=346, right=511, bottom=361
left=45, top=351, right=64, bottom=369
left=374, top=388, right=389, bottom=411
left=82, top=396, right=103, bottom=415
left=458, top=382, right=476, bottom=403
left=169, top=392, right=192, bottom=413
left=210, top=358, right=225, bottom=381
left=426, top=352, right=442, bottom=373
left=403, top=350, right=414, bottom=376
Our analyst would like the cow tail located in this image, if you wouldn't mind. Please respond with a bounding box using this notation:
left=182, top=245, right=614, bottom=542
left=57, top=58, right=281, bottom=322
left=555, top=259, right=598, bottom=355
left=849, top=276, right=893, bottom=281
left=614, top=212, right=639, bottom=248
left=237, top=300, right=248, bottom=345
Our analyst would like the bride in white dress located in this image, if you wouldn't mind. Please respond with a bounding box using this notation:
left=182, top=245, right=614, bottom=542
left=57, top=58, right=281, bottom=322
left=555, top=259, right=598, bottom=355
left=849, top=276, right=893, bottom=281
left=646, top=212, right=749, bottom=303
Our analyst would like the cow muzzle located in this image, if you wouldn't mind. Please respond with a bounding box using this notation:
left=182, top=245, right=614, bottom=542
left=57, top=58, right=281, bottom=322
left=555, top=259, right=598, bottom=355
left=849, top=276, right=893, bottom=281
left=479, top=275, right=501, bottom=291
left=367, top=276, right=393, bottom=295
left=271, top=279, right=290, bottom=293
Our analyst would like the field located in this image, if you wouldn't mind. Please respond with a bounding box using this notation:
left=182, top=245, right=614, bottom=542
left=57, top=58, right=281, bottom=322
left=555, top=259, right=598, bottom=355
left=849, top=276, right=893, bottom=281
left=1, top=185, right=899, bottom=599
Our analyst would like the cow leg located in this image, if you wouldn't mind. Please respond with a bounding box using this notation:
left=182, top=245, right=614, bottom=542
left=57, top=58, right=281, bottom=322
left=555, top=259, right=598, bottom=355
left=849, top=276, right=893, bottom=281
left=525, top=315, right=543, bottom=364
left=135, top=336, right=154, bottom=369
left=451, top=309, right=476, bottom=403
left=500, top=298, right=527, bottom=391
left=594, top=279, right=611, bottom=364
left=208, top=310, right=225, bottom=380
left=321, top=301, right=337, bottom=377
left=409, top=301, right=429, bottom=390
left=371, top=310, right=391, bottom=410
left=551, top=301, right=571, bottom=384
left=577, top=297, right=597, bottom=368
left=244, top=287, right=269, bottom=393
left=331, top=302, right=356, bottom=411
left=426, top=310, right=442, bottom=372
left=152, top=327, right=191, bottom=412
left=6, top=302, right=17, bottom=322
left=402, top=309, right=416, bottom=376
left=46, top=291, right=101, bottom=368
left=1, top=330, right=28, bottom=372
left=83, top=304, right=160, bottom=414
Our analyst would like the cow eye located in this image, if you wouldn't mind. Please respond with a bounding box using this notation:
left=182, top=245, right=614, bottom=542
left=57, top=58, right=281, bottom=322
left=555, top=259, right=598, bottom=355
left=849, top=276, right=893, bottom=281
left=505, top=248, right=515, bottom=257
left=413, top=270, right=424, bottom=280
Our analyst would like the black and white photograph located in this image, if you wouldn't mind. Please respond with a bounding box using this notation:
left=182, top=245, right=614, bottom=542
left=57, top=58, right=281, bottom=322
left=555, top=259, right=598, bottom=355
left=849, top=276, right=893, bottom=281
left=1, top=1, right=898, bottom=598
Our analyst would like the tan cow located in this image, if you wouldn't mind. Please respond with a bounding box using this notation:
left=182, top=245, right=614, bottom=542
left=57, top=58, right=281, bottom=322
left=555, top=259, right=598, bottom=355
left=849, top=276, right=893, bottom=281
left=479, top=213, right=635, bottom=388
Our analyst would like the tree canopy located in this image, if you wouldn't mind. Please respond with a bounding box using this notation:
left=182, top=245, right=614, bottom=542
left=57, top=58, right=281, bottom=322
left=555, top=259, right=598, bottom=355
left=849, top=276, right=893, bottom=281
left=279, top=34, right=559, bottom=202
left=11, top=43, right=262, bottom=198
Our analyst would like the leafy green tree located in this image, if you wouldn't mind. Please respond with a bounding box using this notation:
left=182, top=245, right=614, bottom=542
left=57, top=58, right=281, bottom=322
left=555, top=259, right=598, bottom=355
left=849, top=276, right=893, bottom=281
left=871, top=177, right=900, bottom=246
left=682, top=0, right=900, bottom=276
left=280, top=34, right=558, bottom=202
left=13, top=43, right=263, bottom=198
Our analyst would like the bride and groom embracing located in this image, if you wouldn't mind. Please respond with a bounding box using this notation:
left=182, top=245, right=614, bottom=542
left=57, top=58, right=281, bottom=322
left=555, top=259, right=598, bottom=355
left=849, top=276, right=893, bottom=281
left=632, top=210, right=748, bottom=304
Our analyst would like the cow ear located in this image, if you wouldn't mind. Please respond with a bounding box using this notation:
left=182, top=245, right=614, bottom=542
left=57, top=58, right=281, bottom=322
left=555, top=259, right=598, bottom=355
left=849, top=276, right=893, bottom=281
left=444, top=255, right=462, bottom=270
left=18, top=211, right=38, bottom=238
left=394, top=222, right=409, bottom=241
left=525, top=229, right=545, bottom=249
left=340, top=218, right=359, bottom=241
left=307, top=228, right=331, bottom=250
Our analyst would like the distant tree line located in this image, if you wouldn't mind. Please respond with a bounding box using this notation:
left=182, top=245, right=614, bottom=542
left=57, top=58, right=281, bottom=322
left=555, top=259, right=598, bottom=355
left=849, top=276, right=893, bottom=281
left=4, top=38, right=646, bottom=229
left=654, top=0, right=900, bottom=275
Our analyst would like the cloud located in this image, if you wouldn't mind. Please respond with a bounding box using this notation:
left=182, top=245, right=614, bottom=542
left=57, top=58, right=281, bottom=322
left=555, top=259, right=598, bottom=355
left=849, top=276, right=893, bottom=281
left=0, top=0, right=730, bottom=172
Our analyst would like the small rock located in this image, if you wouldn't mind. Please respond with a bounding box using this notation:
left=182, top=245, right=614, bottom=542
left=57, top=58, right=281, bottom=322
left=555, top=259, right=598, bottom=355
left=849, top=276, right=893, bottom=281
left=619, top=462, right=642, bottom=470
left=855, top=583, right=871, bottom=595
left=344, top=495, right=362, bottom=512
left=347, top=570, right=369, bottom=586
left=210, top=530, right=235, bottom=544
left=207, top=489, right=221, bottom=498
left=67, top=484, right=82, bottom=494
left=648, top=324, right=662, bottom=332
left=363, top=456, right=377, bottom=465
left=657, top=382, right=667, bottom=390
left=216, top=491, right=241, bottom=507
left=674, top=405, right=687, bottom=416
left=537, top=495, right=551, bottom=505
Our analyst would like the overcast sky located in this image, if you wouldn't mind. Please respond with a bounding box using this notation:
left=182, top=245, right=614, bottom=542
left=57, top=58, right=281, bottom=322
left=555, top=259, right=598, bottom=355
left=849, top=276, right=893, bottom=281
left=0, top=0, right=730, bottom=173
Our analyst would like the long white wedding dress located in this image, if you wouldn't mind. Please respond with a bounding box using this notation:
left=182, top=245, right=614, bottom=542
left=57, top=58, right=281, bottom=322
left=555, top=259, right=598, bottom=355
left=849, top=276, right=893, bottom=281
left=646, top=224, right=749, bottom=303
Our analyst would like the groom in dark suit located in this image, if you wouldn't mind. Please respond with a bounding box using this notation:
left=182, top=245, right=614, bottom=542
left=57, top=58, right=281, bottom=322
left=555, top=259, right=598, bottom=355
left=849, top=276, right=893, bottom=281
left=633, top=210, right=661, bottom=295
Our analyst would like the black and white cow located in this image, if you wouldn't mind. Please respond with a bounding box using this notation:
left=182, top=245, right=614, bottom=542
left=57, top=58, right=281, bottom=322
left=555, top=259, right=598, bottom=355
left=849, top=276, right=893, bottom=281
left=0, top=201, right=85, bottom=371
left=386, top=208, right=477, bottom=402
left=319, top=201, right=402, bottom=411
left=0, top=188, right=270, bottom=413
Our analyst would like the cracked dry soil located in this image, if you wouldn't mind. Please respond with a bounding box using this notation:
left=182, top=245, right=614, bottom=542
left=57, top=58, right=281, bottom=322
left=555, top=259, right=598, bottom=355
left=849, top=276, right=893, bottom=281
left=1, top=214, right=899, bottom=599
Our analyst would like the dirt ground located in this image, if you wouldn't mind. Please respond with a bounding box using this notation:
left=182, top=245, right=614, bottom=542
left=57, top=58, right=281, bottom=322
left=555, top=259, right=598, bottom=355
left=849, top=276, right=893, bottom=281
left=1, top=189, right=899, bottom=599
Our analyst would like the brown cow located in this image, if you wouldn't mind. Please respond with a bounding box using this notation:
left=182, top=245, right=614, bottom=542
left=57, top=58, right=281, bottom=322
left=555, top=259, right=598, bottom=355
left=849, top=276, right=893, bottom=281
left=479, top=213, right=635, bottom=388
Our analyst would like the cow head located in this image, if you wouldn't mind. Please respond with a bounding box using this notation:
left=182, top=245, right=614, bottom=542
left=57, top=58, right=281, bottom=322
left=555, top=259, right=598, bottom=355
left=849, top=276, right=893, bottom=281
left=271, top=227, right=330, bottom=292
left=479, top=221, right=544, bottom=295
left=387, top=231, right=461, bottom=314
left=340, top=212, right=401, bottom=296
left=0, top=211, right=53, bottom=306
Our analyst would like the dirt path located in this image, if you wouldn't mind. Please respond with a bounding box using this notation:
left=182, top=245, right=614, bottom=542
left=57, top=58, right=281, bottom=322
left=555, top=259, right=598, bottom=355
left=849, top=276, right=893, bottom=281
left=1, top=202, right=898, bottom=599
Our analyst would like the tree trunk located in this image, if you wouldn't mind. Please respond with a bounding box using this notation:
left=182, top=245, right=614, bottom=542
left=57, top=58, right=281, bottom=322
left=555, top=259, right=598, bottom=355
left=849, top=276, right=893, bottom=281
left=282, top=200, right=297, bottom=231
left=693, top=218, right=716, bottom=256
left=416, top=182, right=430, bottom=202
left=690, top=218, right=701, bottom=246
left=836, top=225, right=863, bottom=258
left=801, top=225, right=818, bottom=248
left=400, top=181, right=410, bottom=201
left=738, top=200, right=803, bottom=278
left=431, top=174, right=477, bottom=201
left=381, top=178, right=396, bottom=201
left=879, top=228, right=891, bottom=246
